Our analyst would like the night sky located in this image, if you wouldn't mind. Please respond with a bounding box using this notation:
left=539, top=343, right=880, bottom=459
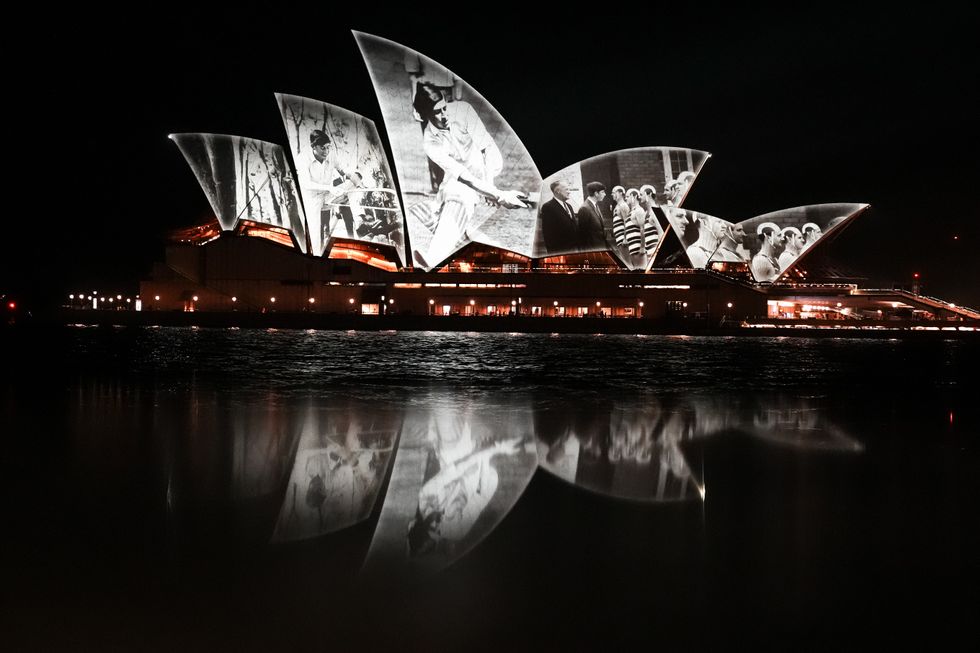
left=9, top=7, right=978, bottom=307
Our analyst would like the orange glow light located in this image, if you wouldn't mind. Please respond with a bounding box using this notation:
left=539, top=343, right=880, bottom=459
left=327, top=245, right=398, bottom=271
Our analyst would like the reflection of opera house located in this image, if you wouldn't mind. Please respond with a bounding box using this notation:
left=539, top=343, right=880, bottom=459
left=142, top=33, right=978, bottom=328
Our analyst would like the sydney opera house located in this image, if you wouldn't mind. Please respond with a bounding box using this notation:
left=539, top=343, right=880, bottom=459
left=141, top=32, right=976, bottom=328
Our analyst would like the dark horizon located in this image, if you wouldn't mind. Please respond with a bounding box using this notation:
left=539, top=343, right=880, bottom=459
left=8, top=7, right=977, bottom=308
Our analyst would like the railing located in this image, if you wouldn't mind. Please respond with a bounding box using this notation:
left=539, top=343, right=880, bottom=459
left=851, top=289, right=980, bottom=319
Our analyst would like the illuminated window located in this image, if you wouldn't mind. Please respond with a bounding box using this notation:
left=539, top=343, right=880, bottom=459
left=442, top=305, right=451, bottom=316
left=486, top=305, right=497, bottom=316
left=361, top=303, right=380, bottom=315
left=531, top=306, right=542, bottom=316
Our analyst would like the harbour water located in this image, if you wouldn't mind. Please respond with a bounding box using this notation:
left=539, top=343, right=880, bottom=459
left=3, top=327, right=977, bottom=648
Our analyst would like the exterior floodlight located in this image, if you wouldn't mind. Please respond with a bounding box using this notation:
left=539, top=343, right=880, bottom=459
left=270, top=297, right=276, bottom=303
left=308, top=297, right=315, bottom=304
left=349, top=298, right=355, bottom=304
left=727, top=302, right=733, bottom=308
left=154, top=295, right=160, bottom=301
left=231, top=296, right=237, bottom=302
left=192, top=295, right=198, bottom=302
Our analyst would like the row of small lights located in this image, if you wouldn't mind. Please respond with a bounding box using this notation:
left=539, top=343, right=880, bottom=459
left=88, top=295, right=737, bottom=311
left=70, top=293, right=138, bottom=304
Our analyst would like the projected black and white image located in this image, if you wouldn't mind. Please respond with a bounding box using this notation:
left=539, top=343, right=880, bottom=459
left=355, top=32, right=541, bottom=269
left=170, top=133, right=307, bottom=249
left=276, top=94, right=405, bottom=261
left=738, top=203, right=869, bottom=282
left=535, top=148, right=709, bottom=268
left=271, top=399, right=400, bottom=542
left=362, top=397, right=537, bottom=575
left=663, top=208, right=744, bottom=269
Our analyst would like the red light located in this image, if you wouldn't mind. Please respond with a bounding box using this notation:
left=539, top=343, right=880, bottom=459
left=949, top=411, right=954, bottom=425
left=913, top=273, right=920, bottom=279
left=7, top=302, right=14, bottom=310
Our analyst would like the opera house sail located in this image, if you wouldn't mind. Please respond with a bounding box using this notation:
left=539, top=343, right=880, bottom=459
left=152, top=31, right=977, bottom=324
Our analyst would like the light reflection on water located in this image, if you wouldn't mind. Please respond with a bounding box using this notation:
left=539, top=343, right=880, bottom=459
left=53, top=372, right=865, bottom=571
left=3, top=326, right=978, bottom=646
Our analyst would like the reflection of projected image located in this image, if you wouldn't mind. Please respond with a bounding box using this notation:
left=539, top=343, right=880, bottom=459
left=749, top=399, right=863, bottom=452
left=272, top=410, right=397, bottom=542
left=537, top=394, right=864, bottom=501
left=407, top=415, right=521, bottom=557
left=536, top=401, right=701, bottom=503
left=363, top=399, right=537, bottom=575
left=277, top=94, right=404, bottom=260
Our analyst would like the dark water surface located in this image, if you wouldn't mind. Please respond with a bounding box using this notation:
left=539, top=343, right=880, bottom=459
left=3, top=327, right=978, bottom=650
